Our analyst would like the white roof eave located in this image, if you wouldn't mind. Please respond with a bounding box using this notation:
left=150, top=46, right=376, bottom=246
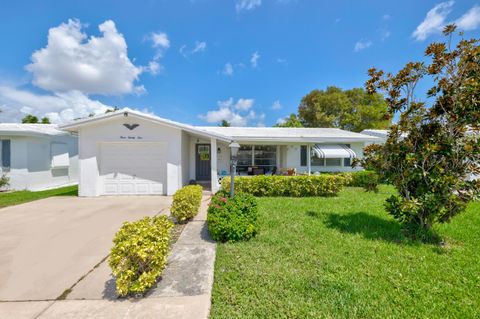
left=60, top=110, right=232, bottom=143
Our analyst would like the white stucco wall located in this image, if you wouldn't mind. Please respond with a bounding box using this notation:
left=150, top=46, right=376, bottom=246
left=284, top=142, right=365, bottom=174
left=0, top=134, right=78, bottom=191
left=77, top=116, right=182, bottom=196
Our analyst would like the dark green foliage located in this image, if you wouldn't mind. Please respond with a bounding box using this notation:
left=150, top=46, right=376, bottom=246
left=361, top=26, right=480, bottom=231
left=21, top=114, right=39, bottom=123
left=219, top=120, right=231, bottom=127
left=220, top=175, right=344, bottom=197
left=275, top=113, right=304, bottom=127
left=297, top=86, right=390, bottom=132
left=348, top=171, right=380, bottom=192
left=41, top=117, right=51, bottom=124
left=207, top=191, right=258, bottom=242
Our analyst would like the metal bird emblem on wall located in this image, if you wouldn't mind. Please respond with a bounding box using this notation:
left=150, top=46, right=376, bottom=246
left=123, top=124, right=140, bottom=130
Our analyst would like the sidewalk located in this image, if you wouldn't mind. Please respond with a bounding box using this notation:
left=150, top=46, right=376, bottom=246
left=0, top=196, right=215, bottom=319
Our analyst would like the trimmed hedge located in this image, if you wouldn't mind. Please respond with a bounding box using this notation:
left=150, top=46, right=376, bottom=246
left=341, top=171, right=380, bottom=192
left=207, top=191, right=258, bottom=242
left=220, top=175, right=344, bottom=197
left=170, top=185, right=203, bottom=223
left=109, top=215, right=173, bottom=297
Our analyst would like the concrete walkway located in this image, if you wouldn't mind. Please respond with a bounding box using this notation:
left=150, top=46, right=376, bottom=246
left=0, top=196, right=215, bottom=319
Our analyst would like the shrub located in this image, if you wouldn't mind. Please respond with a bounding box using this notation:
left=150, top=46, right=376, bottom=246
left=220, top=175, right=344, bottom=197
left=170, top=185, right=203, bottom=223
left=109, top=215, right=173, bottom=297
left=341, top=171, right=380, bottom=192
left=0, top=174, right=9, bottom=189
left=207, top=191, right=258, bottom=242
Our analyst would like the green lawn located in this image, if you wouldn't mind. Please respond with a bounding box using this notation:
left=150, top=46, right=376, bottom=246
left=0, top=185, right=78, bottom=208
left=210, top=186, right=480, bottom=319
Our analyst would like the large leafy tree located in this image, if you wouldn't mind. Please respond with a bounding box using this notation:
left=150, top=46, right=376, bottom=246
left=219, top=119, right=231, bottom=127
left=21, top=114, right=51, bottom=124
left=41, top=117, right=51, bottom=124
left=21, top=114, right=39, bottom=123
left=298, top=86, right=389, bottom=132
left=275, top=113, right=303, bottom=127
left=360, top=25, right=479, bottom=231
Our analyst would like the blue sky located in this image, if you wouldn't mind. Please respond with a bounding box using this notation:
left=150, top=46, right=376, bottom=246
left=0, top=0, right=479, bottom=126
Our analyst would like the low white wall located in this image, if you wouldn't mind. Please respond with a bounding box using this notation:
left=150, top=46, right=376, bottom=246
left=78, top=116, right=182, bottom=196
left=1, top=134, right=78, bottom=191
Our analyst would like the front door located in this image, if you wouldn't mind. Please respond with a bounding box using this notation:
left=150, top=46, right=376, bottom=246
left=196, top=144, right=211, bottom=181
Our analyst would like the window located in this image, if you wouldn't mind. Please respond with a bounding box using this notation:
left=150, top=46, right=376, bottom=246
left=300, top=145, right=307, bottom=166
left=254, top=145, right=276, bottom=167
left=325, top=158, right=342, bottom=166
left=1, top=140, right=11, bottom=172
left=300, top=144, right=351, bottom=167
left=51, top=143, right=70, bottom=168
left=236, top=145, right=277, bottom=174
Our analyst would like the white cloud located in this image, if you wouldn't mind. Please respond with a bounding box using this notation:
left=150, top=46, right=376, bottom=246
left=456, top=5, right=480, bottom=31
left=354, top=39, right=372, bottom=52
left=0, top=19, right=152, bottom=123
left=222, top=63, right=234, bottom=76
left=26, top=19, right=144, bottom=95
left=0, top=86, right=111, bottom=123
left=235, top=98, right=254, bottom=111
left=250, top=51, right=260, bottom=68
left=236, top=0, right=262, bottom=12
left=149, top=32, right=170, bottom=49
left=180, top=41, right=207, bottom=57
left=276, top=117, right=286, bottom=125
left=412, top=1, right=454, bottom=41
left=145, top=61, right=162, bottom=75
left=276, top=58, right=287, bottom=65
left=192, top=41, right=207, bottom=53
left=272, top=100, right=282, bottom=110
left=199, top=98, right=257, bottom=126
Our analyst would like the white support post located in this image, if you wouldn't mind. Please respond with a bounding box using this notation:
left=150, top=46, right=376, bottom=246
left=276, top=145, right=281, bottom=172
left=307, top=144, right=311, bottom=175
left=210, top=138, right=219, bottom=193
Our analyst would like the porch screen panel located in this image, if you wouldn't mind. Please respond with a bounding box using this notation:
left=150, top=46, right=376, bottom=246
left=254, top=145, right=276, bottom=173
left=237, top=145, right=253, bottom=174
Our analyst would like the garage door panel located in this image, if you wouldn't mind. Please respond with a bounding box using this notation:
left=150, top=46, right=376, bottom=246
left=100, top=143, right=167, bottom=195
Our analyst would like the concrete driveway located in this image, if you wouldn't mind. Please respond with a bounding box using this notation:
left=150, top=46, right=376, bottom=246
left=0, top=196, right=172, bottom=301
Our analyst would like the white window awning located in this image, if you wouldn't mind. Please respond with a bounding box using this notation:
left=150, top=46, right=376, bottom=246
left=311, top=144, right=356, bottom=159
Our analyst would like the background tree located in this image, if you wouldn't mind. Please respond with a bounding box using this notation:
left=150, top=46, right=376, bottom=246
left=105, top=107, right=119, bottom=113
left=41, top=117, right=51, bottom=124
left=275, top=113, right=303, bottom=127
left=359, top=25, right=479, bottom=233
left=219, top=119, right=231, bottom=127
left=297, top=86, right=390, bottom=132
left=21, top=114, right=39, bottom=123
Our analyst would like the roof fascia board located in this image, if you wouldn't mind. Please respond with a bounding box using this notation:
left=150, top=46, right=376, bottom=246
left=60, top=111, right=231, bottom=142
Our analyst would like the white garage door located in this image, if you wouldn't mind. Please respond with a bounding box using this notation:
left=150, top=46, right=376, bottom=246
left=100, top=143, right=167, bottom=195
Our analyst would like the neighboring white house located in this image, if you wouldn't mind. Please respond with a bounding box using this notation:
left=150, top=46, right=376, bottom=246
left=60, top=109, right=380, bottom=197
left=0, top=124, right=78, bottom=191
left=360, top=129, right=389, bottom=143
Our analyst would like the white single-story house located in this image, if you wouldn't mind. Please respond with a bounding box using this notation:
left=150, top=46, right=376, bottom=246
left=0, top=124, right=78, bottom=191
left=60, top=109, right=380, bottom=196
